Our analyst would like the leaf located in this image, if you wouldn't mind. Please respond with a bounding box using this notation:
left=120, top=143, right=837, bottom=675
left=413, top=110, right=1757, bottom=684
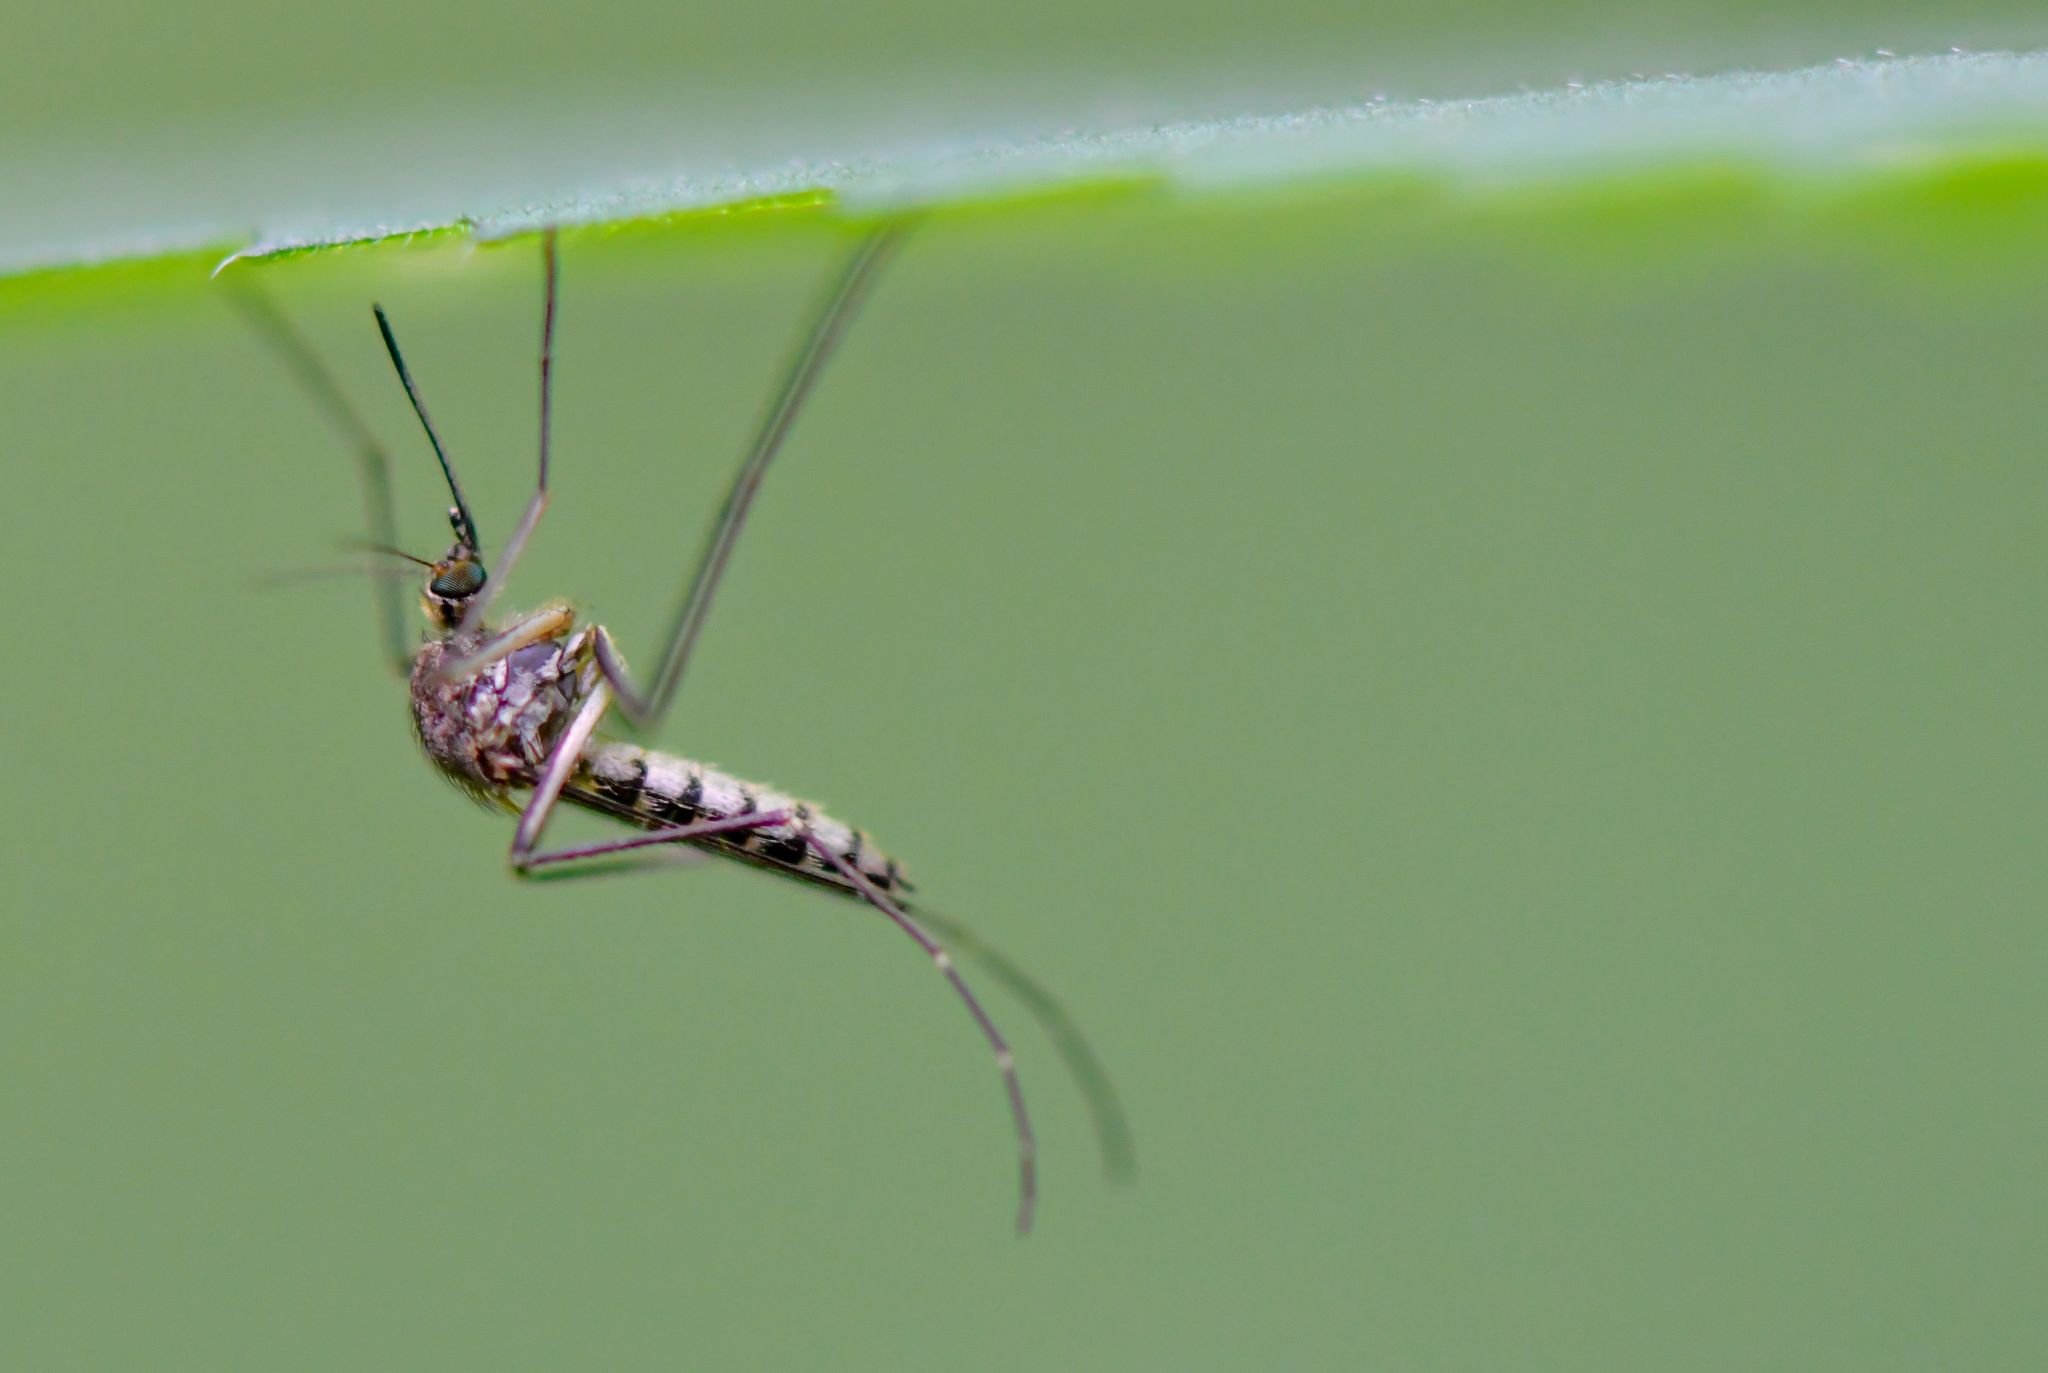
left=7, top=49, right=2048, bottom=310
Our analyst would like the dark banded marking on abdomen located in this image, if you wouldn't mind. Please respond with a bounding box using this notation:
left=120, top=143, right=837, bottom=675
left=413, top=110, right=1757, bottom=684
left=571, top=741, right=909, bottom=894
left=757, top=805, right=812, bottom=867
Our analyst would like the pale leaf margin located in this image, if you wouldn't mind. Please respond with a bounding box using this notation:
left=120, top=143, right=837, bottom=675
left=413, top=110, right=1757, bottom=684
left=7, top=49, right=2048, bottom=312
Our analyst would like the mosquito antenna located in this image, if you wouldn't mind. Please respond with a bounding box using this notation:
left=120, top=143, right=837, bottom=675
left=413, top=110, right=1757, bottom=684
left=255, top=541, right=437, bottom=592
left=253, top=560, right=426, bottom=590
left=224, top=282, right=411, bottom=675
left=641, top=222, right=912, bottom=723
left=373, top=303, right=481, bottom=552
left=342, top=539, right=436, bottom=568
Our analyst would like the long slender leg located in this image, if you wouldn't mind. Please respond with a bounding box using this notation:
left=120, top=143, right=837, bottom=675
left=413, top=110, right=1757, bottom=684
left=603, top=223, right=913, bottom=730
left=514, top=808, right=1039, bottom=1233
left=453, top=228, right=560, bottom=642
left=443, top=605, right=576, bottom=682
left=225, top=282, right=411, bottom=675
left=805, top=830, right=1038, bottom=1235
left=508, top=677, right=612, bottom=869
left=509, top=826, right=1134, bottom=1184
left=520, top=810, right=792, bottom=872
left=502, top=709, right=1041, bottom=1230
left=901, top=903, right=1135, bottom=1184
left=517, top=847, right=711, bottom=884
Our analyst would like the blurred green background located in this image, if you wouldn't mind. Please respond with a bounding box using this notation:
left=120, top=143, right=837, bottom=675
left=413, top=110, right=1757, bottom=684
left=10, top=0, right=2048, bottom=141
left=7, top=2, right=2048, bottom=1371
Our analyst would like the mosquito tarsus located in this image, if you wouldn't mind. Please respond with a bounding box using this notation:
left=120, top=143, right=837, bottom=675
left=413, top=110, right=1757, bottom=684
left=229, top=225, right=1132, bottom=1233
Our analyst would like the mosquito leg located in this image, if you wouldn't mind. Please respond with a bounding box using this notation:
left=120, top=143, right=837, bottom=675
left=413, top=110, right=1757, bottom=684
left=506, top=678, right=612, bottom=872
left=437, top=604, right=576, bottom=680
left=505, top=794, right=1043, bottom=1232
left=804, top=829, right=1038, bottom=1235
left=587, top=624, right=658, bottom=723
left=515, top=847, right=711, bottom=885
left=454, top=228, right=560, bottom=640
left=603, top=223, right=912, bottom=732
left=225, top=281, right=411, bottom=675
left=506, top=802, right=1034, bottom=1232
left=503, top=789, right=1125, bottom=1185
left=518, top=810, right=793, bottom=873
left=899, top=903, right=1135, bottom=1184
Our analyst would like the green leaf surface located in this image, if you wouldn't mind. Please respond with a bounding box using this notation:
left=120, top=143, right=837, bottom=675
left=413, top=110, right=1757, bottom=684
left=8, top=50, right=2048, bottom=305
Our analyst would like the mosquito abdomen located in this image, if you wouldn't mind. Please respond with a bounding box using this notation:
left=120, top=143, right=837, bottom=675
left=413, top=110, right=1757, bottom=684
left=571, top=741, right=909, bottom=894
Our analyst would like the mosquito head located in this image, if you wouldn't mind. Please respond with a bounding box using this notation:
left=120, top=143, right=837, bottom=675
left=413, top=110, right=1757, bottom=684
left=424, top=554, right=487, bottom=629
left=423, top=506, right=487, bottom=630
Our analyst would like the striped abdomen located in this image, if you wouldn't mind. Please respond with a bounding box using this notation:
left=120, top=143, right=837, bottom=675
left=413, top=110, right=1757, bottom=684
left=567, top=740, right=910, bottom=896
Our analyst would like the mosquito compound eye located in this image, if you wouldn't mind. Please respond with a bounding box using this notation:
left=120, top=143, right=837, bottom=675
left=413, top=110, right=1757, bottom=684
left=429, top=561, right=486, bottom=598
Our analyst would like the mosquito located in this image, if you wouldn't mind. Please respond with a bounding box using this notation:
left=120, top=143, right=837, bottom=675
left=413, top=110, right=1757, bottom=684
left=228, top=225, right=1131, bottom=1233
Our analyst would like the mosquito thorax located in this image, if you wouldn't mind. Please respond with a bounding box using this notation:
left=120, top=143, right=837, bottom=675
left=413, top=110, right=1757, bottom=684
left=422, top=551, right=486, bottom=631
